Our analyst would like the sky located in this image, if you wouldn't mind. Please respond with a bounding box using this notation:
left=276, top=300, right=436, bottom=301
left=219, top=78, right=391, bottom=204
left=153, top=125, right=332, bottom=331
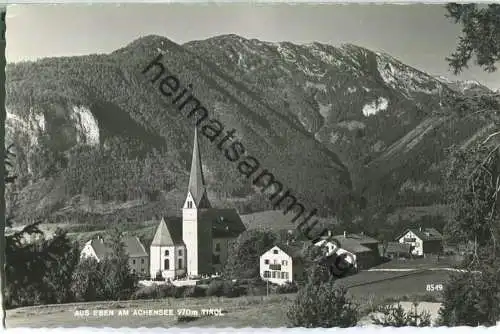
left=5, top=3, right=500, bottom=90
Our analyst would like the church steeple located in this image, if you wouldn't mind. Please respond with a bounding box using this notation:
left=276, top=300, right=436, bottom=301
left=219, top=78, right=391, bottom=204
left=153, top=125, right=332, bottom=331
left=187, top=127, right=211, bottom=208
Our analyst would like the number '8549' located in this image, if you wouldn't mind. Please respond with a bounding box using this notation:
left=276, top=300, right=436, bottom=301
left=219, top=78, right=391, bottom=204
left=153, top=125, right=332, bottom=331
left=426, top=284, right=444, bottom=292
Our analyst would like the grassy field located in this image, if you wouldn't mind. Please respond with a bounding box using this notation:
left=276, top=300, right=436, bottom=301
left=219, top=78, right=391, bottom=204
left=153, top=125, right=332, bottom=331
left=7, top=269, right=452, bottom=328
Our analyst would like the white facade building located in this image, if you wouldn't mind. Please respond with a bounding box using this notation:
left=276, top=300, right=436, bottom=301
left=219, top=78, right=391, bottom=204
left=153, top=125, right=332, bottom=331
left=149, top=128, right=246, bottom=279
left=260, top=245, right=304, bottom=285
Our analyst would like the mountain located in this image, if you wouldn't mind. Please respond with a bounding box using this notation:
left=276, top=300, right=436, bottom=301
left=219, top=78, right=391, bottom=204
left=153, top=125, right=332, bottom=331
left=5, top=34, right=498, bottom=234
left=436, top=76, right=494, bottom=96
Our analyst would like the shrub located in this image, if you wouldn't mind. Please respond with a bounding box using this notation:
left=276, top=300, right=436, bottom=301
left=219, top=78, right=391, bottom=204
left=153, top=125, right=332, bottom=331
left=222, top=281, right=246, bottom=298
left=437, top=269, right=500, bottom=326
left=206, top=280, right=225, bottom=297
left=287, top=279, right=358, bottom=328
left=173, top=285, right=187, bottom=298
left=131, top=283, right=177, bottom=300
left=276, top=282, right=298, bottom=294
left=131, top=285, right=160, bottom=300
left=371, top=302, right=431, bottom=327
left=157, top=284, right=176, bottom=298
left=183, top=285, right=207, bottom=298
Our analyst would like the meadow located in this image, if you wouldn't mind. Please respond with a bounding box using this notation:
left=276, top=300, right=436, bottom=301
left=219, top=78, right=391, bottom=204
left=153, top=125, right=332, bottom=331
left=7, top=269, right=452, bottom=328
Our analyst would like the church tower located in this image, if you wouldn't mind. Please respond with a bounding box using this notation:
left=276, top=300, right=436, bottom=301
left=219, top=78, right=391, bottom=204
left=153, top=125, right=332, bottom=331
left=182, top=127, right=213, bottom=277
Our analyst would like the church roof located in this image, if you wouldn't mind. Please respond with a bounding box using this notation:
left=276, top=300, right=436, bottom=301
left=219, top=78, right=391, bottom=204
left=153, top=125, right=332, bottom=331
left=199, top=208, right=247, bottom=238
left=151, top=217, right=184, bottom=246
left=188, top=127, right=211, bottom=208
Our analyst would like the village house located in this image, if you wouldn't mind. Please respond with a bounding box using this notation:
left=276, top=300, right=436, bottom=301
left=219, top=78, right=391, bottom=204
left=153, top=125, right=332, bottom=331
left=314, top=235, right=358, bottom=270
left=260, top=244, right=305, bottom=285
left=384, top=241, right=412, bottom=258
left=149, top=128, right=246, bottom=280
left=80, top=235, right=149, bottom=276
left=396, top=227, right=444, bottom=256
left=330, top=232, right=381, bottom=270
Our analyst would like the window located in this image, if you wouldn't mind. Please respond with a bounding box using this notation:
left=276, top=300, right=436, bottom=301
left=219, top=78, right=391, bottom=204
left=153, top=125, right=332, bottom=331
left=132, top=269, right=136, bottom=274
left=282, top=260, right=288, bottom=266
left=132, top=259, right=136, bottom=265
left=269, top=264, right=281, bottom=271
left=284, top=272, right=289, bottom=280
left=164, top=259, right=170, bottom=270
left=178, top=258, right=182, bottom=269
left=280, top=272, right=286, bottom=279
left=215, top=243, right=221, bottom=252
left=264, top=271, right=270, bottom=278
left=272, top=271, right=276, bottom=278
left=264, top=259, right=269, bottom=265
left=178, top=249, right=182, bottom=256
left=164, top=250, right=169, bottom=256
left=187, top=201, right=193, bottom=208
left=273, top=249, right=279, bottom=254
left=141, top=268, right=145, bottom=273
left=404, top=238, right=416, bottom=243
left=141, top=259, right=144, bottom=264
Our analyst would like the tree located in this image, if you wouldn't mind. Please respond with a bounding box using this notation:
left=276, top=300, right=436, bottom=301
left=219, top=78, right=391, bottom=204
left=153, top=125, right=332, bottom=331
left=446, top=4, right=500, bottom=74
left=100, top=228, right=137, bottom=300
left=300, top=243, right=331, bottom=285
left=287, top=279, right=358, bottom=328
left=444, top=143, right=500, bottom=264
left=2, top=144, right=80, bottom=308
left=437, top=268, right=500, bottom=326
left=223, top=230, right=278, bottom=279
left=441, top=140, right=500, bottom=326
left=71, top=230, right=138, bottom=302
left=71, top=257, right=105, bottom=302
left=371, top=302, right=431, bottom=327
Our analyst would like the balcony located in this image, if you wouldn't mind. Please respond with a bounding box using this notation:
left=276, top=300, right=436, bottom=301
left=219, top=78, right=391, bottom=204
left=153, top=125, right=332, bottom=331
left=269, top=264, right=281, bottom=271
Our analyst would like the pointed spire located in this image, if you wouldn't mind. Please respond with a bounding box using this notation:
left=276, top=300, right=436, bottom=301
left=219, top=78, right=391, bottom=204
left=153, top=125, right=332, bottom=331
left=187, top=127, right=210, bottom=208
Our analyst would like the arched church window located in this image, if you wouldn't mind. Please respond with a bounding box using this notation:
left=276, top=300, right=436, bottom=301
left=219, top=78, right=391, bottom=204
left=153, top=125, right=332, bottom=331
left=178, top=258, right=182, bottom=269
left=164, top=250, right=169, bottom=256
left=187, top=201, right=193, bottom=208
left=164, top=259, right=170, bottom=270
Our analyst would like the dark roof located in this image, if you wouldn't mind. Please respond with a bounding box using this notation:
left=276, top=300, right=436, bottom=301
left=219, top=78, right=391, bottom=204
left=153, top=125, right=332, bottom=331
left=87, top=239, right=113, bottom=259
left=277, top=243, right=306, bottom=259
left=332, top=233, right=379, bottom=245
left=264, top=243, right=306, bottom=261
left=336, top=238, right=372, bottom=254
left=87, top=236, right=148, bottom=259
left=151, top=218, right=184, bottom=246
left=123, top=236, right=148, bottom=257
left=200, top=208, right=246, bottom=238
left=187, top=127, right=211, bottom=209
left=386, top=242, right=412, bottom=254
left=399, top=228, right=443, bottom=242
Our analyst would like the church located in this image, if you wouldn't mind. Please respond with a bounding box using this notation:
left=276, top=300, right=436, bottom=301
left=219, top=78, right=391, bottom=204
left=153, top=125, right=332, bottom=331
left=149, top=128, right=247, bottom=279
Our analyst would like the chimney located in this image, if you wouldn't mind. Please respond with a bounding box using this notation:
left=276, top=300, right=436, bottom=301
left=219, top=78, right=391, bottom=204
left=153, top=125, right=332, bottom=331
left=343, top=231, right=347, bottom=238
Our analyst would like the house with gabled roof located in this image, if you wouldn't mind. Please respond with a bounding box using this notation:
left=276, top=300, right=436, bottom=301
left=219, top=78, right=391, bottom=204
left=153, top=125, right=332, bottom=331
left=150, top=128, right=246, bottom=279
left=397, top=227, right=444, bottom=256
left=260, top=243, right=306, bottom=285
left=81, top=235, right=149, bottom=276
